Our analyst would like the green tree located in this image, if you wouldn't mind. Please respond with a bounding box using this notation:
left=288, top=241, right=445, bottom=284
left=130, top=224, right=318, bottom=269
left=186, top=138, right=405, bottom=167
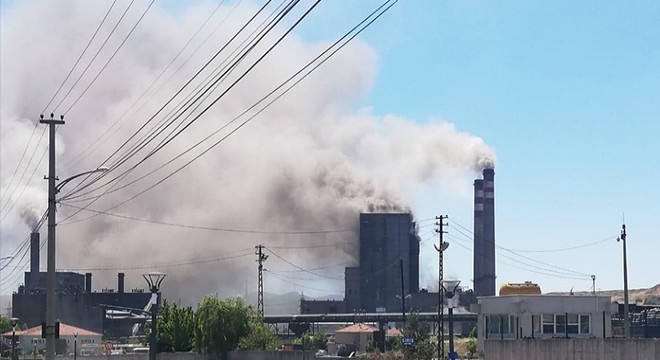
left=238, top=319, right=280, bottom=351
left=0, top=317, right=12, bottom=334
left=194, top=297, right=253, bottom=359
left=402, top=312, right=433, bottom=360
left=153, top=300, right=195, bottom=352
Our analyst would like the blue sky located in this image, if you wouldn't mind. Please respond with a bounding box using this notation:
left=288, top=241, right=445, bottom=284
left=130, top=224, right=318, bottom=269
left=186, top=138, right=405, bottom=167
left=297, top=0, right=660, bottom=293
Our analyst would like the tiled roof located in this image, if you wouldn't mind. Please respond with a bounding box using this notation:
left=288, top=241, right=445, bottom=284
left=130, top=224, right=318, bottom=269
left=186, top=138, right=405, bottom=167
left=386, top=328, right=402, bottom=337
left=336, top=323, right=377, bottom=333
left=3, top=323, right=101, bottom=337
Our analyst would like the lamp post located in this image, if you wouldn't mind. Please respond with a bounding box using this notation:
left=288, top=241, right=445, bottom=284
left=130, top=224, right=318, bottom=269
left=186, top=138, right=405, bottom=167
left=74, top=333, right=78, bottom=360
left=10, top=317, right=19, bottom=360
left=43, top=161, right=109, bottom=360
left=617, top=224, right=629, bottom=338
left=442, top=280, right=461, bottom=360
left=143, top=272, right=166, bottom=360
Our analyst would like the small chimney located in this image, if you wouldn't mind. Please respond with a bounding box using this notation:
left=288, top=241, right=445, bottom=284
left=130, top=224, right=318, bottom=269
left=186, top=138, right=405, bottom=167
left=85, top=273, right=93, bottom=293
left=30, top=233, right=40, bottom=289
left=118, top=272, right=125, bottom=293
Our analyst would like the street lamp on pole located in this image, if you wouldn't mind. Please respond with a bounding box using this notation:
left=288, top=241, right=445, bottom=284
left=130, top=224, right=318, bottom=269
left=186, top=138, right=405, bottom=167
left=143, top=272, right=166, bottom=360
left=10, top=317, right=19, bottom=360
left=44, top=164, right=109, bottom=360
left=442, top=280, right=461, bottom=360
left=617, top=224, right=629, bottom=338
left=74, top=333, right=78, bottom=360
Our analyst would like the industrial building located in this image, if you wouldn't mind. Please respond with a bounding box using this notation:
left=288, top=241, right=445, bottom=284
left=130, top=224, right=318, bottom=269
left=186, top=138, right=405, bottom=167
left=12, top=232, right=152, bottom=339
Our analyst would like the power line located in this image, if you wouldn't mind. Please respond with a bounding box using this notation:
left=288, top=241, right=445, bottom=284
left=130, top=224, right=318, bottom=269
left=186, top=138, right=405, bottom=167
left=58, top=203, right=356, bottom=234
left=59, top=0, right=397, bottom=224
left=265, top=246, right=343, bottom=280
left=41, top=0, right=119, bottom=114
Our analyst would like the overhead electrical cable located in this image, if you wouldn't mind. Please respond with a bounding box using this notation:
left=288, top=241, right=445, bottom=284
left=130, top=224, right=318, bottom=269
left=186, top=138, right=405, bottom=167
left=41, top=0, right=119, bottom=114
left=62, top=0, right=295, bottom=200
left=266, top=246, right=343, bottom=280
left=59, top=0, right=397, bottom=225
left=58, top=0, right=279, bottom=200
left=58, top=203, right=356, bottom=234
left=63, top=0, right=157, bottom=115
left=62, top=0, right=234, bottom=171
left=51, top=0, right=138, bottom=114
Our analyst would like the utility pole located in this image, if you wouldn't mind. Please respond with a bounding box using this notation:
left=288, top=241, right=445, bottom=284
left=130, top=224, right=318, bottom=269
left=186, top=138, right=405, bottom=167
left=434, top=215, right=448, bottom=360
left=255, top=245, right=268, bottom=317
left=617, top=224, right=629, bottom=338
left=40, top=114, right=64, bottom=360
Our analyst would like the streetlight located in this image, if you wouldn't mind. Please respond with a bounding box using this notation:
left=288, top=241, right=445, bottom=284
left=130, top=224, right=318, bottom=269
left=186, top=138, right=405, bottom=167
left=143, top=271, right=166, bottom=360
left=442, top=280, right=461, bottom=360
left=10, top=317, right=19, bottom=360
left=44, top=166, right=109, bottom=360
left=617, top=224, right=629, bottom=338
left=73, top=333, right=78, bottom=360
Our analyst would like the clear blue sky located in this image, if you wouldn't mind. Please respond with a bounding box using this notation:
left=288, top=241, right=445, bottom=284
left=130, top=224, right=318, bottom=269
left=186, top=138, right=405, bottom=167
left=297, top=0, right=660, bottom=293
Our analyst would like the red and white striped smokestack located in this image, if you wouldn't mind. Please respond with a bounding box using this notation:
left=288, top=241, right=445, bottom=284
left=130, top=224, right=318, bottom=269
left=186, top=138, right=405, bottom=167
left=482, top=168, right=496, bottom=296
left=473, top=179, right=484, bottom=296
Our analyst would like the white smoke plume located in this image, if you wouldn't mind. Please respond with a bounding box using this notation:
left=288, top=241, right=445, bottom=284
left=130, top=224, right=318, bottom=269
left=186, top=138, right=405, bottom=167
left=0, top=0, right=495, bottom=303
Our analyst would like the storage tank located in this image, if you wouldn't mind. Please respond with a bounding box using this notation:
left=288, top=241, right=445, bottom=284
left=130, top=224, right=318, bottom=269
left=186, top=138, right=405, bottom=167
left=499, top=281, right=541, bottom=296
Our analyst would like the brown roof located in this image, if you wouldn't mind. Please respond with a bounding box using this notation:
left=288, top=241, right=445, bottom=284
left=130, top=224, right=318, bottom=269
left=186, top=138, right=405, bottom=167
left=336, top=323, right=377, bottom=334
left=386, top=328, right=402, bottom=337
left=3, top=323, right=101, bottom=337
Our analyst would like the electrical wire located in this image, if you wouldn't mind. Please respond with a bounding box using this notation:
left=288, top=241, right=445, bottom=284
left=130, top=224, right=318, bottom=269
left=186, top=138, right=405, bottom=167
left=51, top=0, right=138, bottom=113
left=59, top=0, right=397, bottom=225
left=41, top=0, right=118, bottom=114
left=63, top=0, right=157, bottom=115
left=266, top=246, right=343, bottom=280
left=58, top=203, right=356, bottom=234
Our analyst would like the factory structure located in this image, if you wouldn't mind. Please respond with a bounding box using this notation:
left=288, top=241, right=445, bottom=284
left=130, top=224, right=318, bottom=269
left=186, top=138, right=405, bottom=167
left=12, top=232, right=152, bottom=339
left=301, top=167, right=497, bottom=314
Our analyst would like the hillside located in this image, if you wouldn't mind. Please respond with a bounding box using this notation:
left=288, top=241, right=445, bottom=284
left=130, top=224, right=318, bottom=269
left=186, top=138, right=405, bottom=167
left=549, top=284, right=660, bottom=305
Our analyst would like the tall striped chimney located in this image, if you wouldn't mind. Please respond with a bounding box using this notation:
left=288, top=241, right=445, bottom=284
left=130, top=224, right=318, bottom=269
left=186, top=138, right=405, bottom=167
left=473, top=179, right=484, bottom=296
left=30, top=232, right=40, bottom=289
left=482, top=168, right=496, bottom=296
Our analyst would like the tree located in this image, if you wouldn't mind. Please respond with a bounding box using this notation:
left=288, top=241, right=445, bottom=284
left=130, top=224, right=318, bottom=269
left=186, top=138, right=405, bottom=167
left=238, top=319, right=280, bottom=351
left=0, top=317, right=12, bottom=334
left=194, top=297, right=253, bottom=359
left=154, top=300, right=195, bottom=352
left=402, top=312, right=433, bottom=360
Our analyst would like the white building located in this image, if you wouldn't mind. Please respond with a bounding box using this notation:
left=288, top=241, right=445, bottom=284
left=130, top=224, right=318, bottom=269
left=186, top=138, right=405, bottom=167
left=473, top=295, right=616, bottom=350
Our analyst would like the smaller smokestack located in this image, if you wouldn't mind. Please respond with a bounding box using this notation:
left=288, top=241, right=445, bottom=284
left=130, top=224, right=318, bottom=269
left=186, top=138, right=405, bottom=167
left=118, top=272, right=125, bottom=293
left=85, top=272, right=92, bottom=293
left=30, top=233, right=40, bottom=289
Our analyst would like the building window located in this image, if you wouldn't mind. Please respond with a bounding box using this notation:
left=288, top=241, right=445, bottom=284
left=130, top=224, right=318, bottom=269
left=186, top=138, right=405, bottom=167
left=541, top=314, right=591, bottom=335
left=487, top=314, right=514, bottom=335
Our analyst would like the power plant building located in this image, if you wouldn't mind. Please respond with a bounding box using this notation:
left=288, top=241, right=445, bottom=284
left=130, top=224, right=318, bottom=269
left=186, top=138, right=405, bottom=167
left=346, top=213, right=420, bottom=312
left=12, top=232, right=152, bottom=339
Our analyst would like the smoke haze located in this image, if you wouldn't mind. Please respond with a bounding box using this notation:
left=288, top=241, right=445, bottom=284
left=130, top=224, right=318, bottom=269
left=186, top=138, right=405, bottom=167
left=0, top=0, right=495, bottom=304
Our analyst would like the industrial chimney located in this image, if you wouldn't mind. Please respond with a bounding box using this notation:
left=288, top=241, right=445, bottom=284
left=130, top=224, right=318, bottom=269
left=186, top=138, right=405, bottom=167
left=118, top=272, right=125, bottom=293
left=30, top=232, right=40, bottom=289
left=482, top=168, right=496, bottom=296
left=472, top=179, right=484, bottom=297
left=473, top=168, right=496, bottom=297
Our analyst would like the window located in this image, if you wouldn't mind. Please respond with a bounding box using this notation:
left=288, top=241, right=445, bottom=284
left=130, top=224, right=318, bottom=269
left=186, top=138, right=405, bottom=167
left=540, top=314, right=591, bottom=335
left=555, top=314, right=566, bottom=334
left=542, top=314, right=554, bottom=334
left=487, top=314, right=514, bottom=335
left=567, top=314, right=579, bottom=334
left=580, top=315, right=590, bottom=334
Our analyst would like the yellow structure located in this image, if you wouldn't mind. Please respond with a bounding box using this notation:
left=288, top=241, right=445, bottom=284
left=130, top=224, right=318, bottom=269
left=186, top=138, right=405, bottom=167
left=499, top=281, right=541, bottom=296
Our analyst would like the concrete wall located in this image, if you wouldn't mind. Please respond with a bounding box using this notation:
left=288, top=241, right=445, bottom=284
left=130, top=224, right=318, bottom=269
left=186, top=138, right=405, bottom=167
left=483, top=338, right=660, bottom=360
left=48, top=351, right=320, bottom=360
